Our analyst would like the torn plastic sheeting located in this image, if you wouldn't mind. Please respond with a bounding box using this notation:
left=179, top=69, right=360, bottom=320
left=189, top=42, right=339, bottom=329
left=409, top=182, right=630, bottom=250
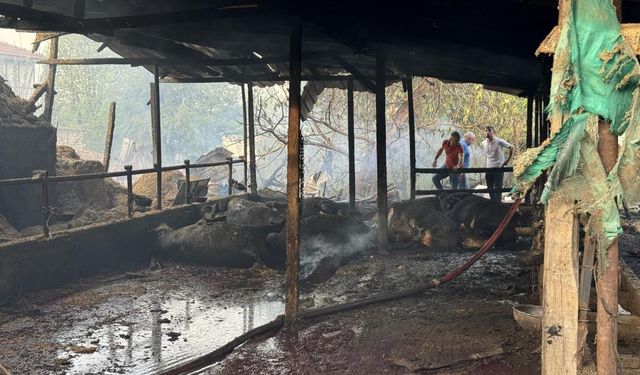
left=513, top=0, right=640, bottom=259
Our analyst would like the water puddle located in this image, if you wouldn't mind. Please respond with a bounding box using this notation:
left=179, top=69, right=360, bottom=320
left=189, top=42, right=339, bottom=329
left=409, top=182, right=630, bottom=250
left=53, top=293, right=283, bottom=374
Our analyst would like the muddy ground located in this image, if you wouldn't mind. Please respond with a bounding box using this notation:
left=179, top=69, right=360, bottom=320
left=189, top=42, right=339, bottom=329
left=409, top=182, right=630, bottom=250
left=0, top=238, right=541, bottom=375
left=1, top=228, right=640, bottom=374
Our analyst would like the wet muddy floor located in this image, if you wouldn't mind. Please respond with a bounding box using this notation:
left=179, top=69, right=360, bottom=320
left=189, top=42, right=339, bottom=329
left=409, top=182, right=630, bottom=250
left=1, top=231, right=640, bottom=374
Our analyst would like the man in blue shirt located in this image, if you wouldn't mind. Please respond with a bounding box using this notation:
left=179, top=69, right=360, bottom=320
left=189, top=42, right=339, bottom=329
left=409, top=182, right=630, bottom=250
left=458, top=132, right=476, bottom=189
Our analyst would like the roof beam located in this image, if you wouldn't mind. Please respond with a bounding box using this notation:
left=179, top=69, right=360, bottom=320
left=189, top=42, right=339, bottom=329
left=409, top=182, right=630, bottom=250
left=331, top=53, right=376, bottom=93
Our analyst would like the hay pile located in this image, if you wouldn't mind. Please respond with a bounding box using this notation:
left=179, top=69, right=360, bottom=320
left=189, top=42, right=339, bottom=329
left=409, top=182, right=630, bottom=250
left=0, top=76, right=51, bottom=128
left=0, top=213, right=18, bottom=241
left=133, top=170, right=184, bottom=207
left=55, top=145, right=128, bottom=214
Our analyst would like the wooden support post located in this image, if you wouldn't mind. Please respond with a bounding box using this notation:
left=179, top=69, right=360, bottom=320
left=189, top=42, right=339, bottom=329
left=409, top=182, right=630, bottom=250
left=247, top=82, right=258, bottom=199
left=151, top=65, right=162, bottom=210
left=285, top=17, right=302, bottom=323
left=577, top=221, right=596, bottom=367
left=542, top=196, right=579, bottom=375
left=125, top=165, right=133, bottom=218
left=42, top=37, right=58, bottom=122
left=184, top=160, right=191, bottom=204
left=347, top=78, right=356, bottom=209
left=596, top=119, right=621, bottom=375
left=242, top=84, right=248, bottom=188
left=534, top=96, right=540, bottom=147
left=102, top=101, right=116, bottom=172
left=407, top=77, right=417, bottom=200
left=24, top=82, right=47, bottom=113
left=375, top=52, right=388, bottom=252
left=227, top=157, right=234, bottom=196
left=526, top=95, right=533, bottom=148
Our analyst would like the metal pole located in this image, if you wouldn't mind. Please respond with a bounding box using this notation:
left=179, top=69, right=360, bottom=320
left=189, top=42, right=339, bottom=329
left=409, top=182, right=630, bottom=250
left=125, top=165, right=133, bottom=218
left=407, top=77, right=417, bottom=200
left=247, top=82, right=258, bottom=199
left=184, top=159, right=191, bottom=204
left=347, top=78, right=356, bottom=209
left=526, top=95, right=533, bottom=148
left=375, top=51, right=388, bottom=252
left=227, top=157, right=234, bottom=196
left=285, top=16, right=302, bottom=323
left=242, top=84, right=248, bottom=188
left=152, top=64, right=162, bottom=210
left=39, top=170, right=50, bottom=237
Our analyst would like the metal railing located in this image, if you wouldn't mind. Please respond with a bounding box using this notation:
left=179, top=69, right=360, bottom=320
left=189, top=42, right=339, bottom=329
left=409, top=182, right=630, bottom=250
left=0, top=157, right=246, bottom=236
left=414, top=166, right=513, bottom=196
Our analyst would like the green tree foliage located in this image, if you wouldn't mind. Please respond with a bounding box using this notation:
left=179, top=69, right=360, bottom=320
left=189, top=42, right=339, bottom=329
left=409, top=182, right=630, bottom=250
left=51, top=35, right=243, bottom=166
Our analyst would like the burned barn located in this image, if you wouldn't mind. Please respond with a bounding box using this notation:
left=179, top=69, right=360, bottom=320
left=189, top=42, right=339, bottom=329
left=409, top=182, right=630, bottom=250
left=1, top=0, right=640, bottom=374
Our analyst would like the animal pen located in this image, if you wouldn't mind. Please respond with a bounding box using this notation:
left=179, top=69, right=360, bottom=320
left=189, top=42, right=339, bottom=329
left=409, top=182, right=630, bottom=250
left=1, top=0, right=640, bottom=374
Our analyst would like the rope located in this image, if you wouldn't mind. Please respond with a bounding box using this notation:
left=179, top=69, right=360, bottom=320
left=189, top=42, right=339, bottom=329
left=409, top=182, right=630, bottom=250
left=160, top=197, right=523, bottom=375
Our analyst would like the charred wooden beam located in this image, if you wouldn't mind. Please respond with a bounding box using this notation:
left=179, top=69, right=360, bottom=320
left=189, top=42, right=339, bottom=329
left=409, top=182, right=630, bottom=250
left=375, top=51, right=388, bottom=252
left=102, top=102, right=116, bottom=172
left=242, top=84, right=248, bottom=188
left=347, top=78, right=356, bottom=209
left=285, top=17, right=302, bottom=323
left=150, top=65, right=162, bottom=210
left=407, top=77, right=416, bottom=200
left=24, top=82, right=46, bottom=113
left=526, top=95, right=533, bottom=148
left=332, top=53, right=376, bottom=93
left=42, top=37, right=58, bottom=122
left=247, top=82, right=257, bottom=199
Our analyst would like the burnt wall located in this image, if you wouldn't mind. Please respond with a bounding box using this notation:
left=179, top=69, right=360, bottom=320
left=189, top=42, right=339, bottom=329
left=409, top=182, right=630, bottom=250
left=0, top=203, right=203, bottom=305
left=0, top=125, right=57, bottom=229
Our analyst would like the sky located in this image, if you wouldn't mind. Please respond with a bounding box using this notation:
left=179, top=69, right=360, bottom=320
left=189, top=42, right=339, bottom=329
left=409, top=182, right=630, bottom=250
left=0, top=29, right=36, bottom=50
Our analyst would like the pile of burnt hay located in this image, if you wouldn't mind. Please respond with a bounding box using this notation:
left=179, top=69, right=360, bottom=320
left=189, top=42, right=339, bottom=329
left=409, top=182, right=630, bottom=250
left=0, top=76, right=50, bottom=128
left=133, top=170, right=184, bottom=207
left=0, top=213, right=18, bottom=242
left=56, top=145, right=128, bottom=213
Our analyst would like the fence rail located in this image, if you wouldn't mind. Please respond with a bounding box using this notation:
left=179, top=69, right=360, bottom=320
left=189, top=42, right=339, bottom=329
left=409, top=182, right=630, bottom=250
left=0, top=157, right=247, bottom=236
left=414, top=166, right=513, bottom=197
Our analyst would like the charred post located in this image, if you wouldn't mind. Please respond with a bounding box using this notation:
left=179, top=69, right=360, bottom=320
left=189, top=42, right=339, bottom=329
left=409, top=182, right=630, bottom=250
left=227, top=157, right=233, bottom=196
left=103, top=101, right=116, bottom=172
left=285, top=17, right=302, bottom=323
left=347, top=78, right=356, bottom=209
left=407, top=77, right=416, bottom=200
left=242, top=84, right=248, bottom=188
left=184, top=159, right=191, bottom=204
left=125, top=165, right=133, bottom=218
left=39, top=170, right=50, bottom=237
left=151, top=65, right=162, bottom=210
left=375, top=51, right=388, bottom=251
left=247, top=82, right=258, bottom=199
left=526, top=95, right=533, bottom=148
left=42, top=37, right=58, bottom=122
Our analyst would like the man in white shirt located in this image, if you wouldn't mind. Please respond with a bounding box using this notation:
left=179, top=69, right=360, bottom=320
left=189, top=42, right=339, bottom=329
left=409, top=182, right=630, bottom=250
left=481, top=126, right=513, bottom=201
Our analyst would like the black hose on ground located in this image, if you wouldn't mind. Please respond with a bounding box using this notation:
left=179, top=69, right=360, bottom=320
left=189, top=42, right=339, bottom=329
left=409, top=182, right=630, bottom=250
left=160, top=197, right=523, bottom=375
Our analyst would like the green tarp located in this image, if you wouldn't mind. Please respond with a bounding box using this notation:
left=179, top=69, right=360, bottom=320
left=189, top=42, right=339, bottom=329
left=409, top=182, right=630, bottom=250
left=513, top=0, right=640, bottom=260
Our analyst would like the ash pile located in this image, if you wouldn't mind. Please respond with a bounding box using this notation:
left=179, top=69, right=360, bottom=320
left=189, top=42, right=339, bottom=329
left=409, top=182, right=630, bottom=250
left=155, top=193, right=373, bottom=283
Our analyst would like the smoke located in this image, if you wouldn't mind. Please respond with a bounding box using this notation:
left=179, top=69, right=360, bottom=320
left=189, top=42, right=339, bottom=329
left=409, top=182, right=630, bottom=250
left=299, top=229, right=375, bottom=279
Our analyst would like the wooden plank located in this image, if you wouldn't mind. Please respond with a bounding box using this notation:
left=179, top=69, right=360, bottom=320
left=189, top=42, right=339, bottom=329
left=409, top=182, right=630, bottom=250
left=577, top=224, right=596, bottom=367
left=24, top=82, right=46, bottom=113
left=526, top=95, right=533, bottom=148
left=375, top=52, right=388, bottom=252
left=151, top=65, right=162, bottom=210
left=542, top=196, right=579, bottom=375
left=102, top=102, right=116, bottom=172
left=42, top=37, right=58, bottom=122
left=537, top=23, right=640, bottom=56
left=347, top=78, right=356, bottom=209
left=285, top=17, right=302, bottom=323
left=241, top=84, right=248, bottom=188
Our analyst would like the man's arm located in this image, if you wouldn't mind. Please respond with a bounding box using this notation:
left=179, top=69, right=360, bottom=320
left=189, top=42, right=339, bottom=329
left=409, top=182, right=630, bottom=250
left=500, top=139, right=514, bottom=166
left=433, top=147, right=444, bottom=167
left=455, top=151, right=463, bottom=169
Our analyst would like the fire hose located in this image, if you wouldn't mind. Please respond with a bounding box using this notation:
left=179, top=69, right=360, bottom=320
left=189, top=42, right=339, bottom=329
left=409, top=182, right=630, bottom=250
left=160, top=197, right=523, bottom=375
